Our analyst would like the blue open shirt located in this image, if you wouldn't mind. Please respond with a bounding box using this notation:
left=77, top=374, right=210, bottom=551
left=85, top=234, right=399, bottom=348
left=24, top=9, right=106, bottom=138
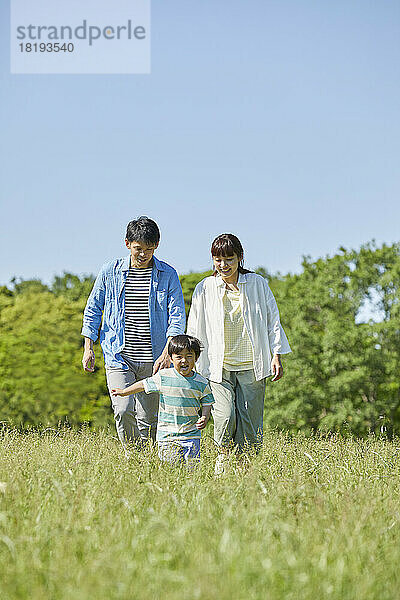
left=81, top=255, right=186, bottom=369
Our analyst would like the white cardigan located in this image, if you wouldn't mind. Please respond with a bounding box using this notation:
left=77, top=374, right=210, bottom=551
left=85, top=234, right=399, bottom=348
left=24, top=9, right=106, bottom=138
left=187, top=272, right=291, bottom=383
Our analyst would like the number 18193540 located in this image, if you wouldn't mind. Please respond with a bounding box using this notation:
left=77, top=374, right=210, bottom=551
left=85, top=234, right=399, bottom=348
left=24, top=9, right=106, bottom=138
left=19, top=42, right=74, bottom=52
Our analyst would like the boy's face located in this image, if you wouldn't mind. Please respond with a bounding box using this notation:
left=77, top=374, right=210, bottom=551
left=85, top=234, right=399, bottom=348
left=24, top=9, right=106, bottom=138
left=171, top=348, right=197, bottom=377
left=125, top=239, right=159, bottom=269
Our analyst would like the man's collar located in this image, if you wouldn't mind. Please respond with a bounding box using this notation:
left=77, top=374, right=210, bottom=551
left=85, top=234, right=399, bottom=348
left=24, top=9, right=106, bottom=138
left=152, top=255, right=166, bottom=271
left=122, top=255, right=131, bottom=271
left=122, top=254, right=166, bottom=271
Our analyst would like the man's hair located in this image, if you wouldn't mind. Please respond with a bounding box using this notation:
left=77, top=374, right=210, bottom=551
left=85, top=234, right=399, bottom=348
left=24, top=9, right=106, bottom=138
left=168, top=335, right=202, bottom=360
left=125, top=216, right=160, bottom=245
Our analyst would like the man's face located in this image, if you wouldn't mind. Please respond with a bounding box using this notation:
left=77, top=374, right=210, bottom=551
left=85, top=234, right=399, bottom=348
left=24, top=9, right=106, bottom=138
left=125, top=239, right=158, bottom=269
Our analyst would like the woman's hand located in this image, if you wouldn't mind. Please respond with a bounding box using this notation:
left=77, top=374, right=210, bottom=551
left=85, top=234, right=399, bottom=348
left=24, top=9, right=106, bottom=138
left=271, top=354, right=283, bottom=381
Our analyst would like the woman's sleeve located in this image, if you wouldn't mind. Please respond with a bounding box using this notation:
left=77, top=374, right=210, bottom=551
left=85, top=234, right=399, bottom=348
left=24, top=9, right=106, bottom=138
left=186, top=283, right=202, bottom=337
left=187, top=282, right=211, bottom=376
left=263, top=280, right=292, bottom=355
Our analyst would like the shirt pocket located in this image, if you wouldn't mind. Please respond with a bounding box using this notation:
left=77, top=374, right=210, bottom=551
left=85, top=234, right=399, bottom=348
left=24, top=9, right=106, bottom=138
left=156, top=290, right=167, bottom=307
left=104, top=273, right=118, bottom=301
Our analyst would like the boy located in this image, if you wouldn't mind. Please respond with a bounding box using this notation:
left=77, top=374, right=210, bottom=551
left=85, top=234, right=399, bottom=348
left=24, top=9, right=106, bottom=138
left=111, top=335, right=214, bottom=464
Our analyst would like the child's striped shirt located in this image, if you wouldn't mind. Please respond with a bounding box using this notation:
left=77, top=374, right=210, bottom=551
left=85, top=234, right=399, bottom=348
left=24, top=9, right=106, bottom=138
left=143, top=368, right=214, bottom=441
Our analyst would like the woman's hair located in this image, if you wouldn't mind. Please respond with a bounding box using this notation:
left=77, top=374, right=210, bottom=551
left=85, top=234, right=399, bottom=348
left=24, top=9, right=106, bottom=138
left=211, top=233, right=253, bottom=275
left=125, top=216, right=160, bottom=245
left=168, top=335, right=203, bottom=360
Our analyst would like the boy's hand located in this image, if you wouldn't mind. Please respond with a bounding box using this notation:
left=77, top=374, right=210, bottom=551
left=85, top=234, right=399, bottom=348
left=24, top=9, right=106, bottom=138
left=196, top=416, right=208, bottom=430
left=111, top=388, right=125, bottom=397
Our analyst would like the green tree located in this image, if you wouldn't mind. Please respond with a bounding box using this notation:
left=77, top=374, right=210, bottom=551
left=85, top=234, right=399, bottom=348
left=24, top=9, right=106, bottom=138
left=1, top=242, right=399, bottom=434
left=51, top=272, right=95, bottom=302
left=0, top=288, right=111, bottom=427
left=265, top=243, right=400, bottom=435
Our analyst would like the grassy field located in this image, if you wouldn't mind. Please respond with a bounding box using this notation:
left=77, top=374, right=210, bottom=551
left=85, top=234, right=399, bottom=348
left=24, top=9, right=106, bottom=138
left=1, top=427, right=400, bottom=600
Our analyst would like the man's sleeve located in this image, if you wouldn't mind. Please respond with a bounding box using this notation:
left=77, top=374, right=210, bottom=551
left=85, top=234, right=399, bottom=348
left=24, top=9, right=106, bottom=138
left=81, top=266, right=106, bottom=342
left=166, top=269, right=186, bottom=338
left=143, top=372, right=162, bottom=394
left=200, top=383, right=215, bottom=406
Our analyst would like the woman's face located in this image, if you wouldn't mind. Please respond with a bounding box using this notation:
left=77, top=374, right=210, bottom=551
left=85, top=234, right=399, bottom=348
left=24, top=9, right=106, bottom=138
left=213, top=253, right=240, bottom=281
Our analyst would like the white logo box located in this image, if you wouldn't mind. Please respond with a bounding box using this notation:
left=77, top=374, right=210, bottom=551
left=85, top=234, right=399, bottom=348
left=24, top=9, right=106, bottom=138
left=11, top=0, right=150, bottom=74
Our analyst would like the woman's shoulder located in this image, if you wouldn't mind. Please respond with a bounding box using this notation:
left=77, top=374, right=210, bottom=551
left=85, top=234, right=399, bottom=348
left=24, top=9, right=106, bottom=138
left=194, top=275, right=217, bottom=293
left=243, top=272, right=268, bottom=285
left=243, top=272, right=272, bottom=294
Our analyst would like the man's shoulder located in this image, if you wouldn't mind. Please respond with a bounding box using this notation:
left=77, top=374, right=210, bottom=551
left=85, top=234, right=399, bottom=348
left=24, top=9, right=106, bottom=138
left=99, top=256, right=128, bottom=275
left=153, top=256, right=179, bottom=276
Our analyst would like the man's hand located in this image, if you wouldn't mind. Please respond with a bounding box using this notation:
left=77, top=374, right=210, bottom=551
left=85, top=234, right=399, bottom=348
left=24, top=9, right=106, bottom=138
left=153, top=352, right=171, bottom=374
left=271, top=354, right=283, bottom=382
left=153, top=338, right=173, bottom=374
left=82, top=348, right=95, bottom=372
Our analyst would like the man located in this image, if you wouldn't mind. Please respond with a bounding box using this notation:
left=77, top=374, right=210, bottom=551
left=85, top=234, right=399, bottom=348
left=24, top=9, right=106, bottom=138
left=81, top=216, right=186, bottom=448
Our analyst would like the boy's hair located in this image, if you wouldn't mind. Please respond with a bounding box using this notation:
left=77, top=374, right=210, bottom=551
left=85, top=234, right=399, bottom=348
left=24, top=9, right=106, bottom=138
left=125, top=216, right=160, bottom=246
left=168, top=335, right=202, bottom=360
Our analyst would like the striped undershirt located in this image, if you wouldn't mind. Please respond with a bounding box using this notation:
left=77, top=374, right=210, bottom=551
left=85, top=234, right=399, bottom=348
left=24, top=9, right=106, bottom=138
left=122, top=266, right=153, bottom=362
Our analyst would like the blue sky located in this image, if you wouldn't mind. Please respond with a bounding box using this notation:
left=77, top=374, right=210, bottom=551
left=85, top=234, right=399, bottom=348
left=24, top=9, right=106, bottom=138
left=1, top=0, right=399, bottom=285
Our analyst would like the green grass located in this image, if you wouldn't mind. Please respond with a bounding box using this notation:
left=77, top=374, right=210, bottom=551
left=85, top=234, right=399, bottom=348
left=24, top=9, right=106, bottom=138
left=1, top=427, right=400, bottom=599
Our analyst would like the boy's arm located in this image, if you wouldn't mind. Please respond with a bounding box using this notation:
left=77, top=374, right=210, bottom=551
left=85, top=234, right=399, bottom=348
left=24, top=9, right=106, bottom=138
left=111, top=380, right=145, bottom=397
left=196, top=405, right=212, bottom=430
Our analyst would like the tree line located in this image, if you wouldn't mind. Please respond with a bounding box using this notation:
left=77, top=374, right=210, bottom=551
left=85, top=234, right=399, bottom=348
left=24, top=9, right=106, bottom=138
left=0, top=242, right=399, bottom=435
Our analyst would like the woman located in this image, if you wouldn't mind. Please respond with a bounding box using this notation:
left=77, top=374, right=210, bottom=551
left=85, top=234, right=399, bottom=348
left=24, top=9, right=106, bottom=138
left=187, top=233, right=291, bottom=460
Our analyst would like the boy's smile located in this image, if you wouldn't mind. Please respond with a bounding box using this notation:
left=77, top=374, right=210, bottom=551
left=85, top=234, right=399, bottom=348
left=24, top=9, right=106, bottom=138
left=171, top=348, right=196, bottom=377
